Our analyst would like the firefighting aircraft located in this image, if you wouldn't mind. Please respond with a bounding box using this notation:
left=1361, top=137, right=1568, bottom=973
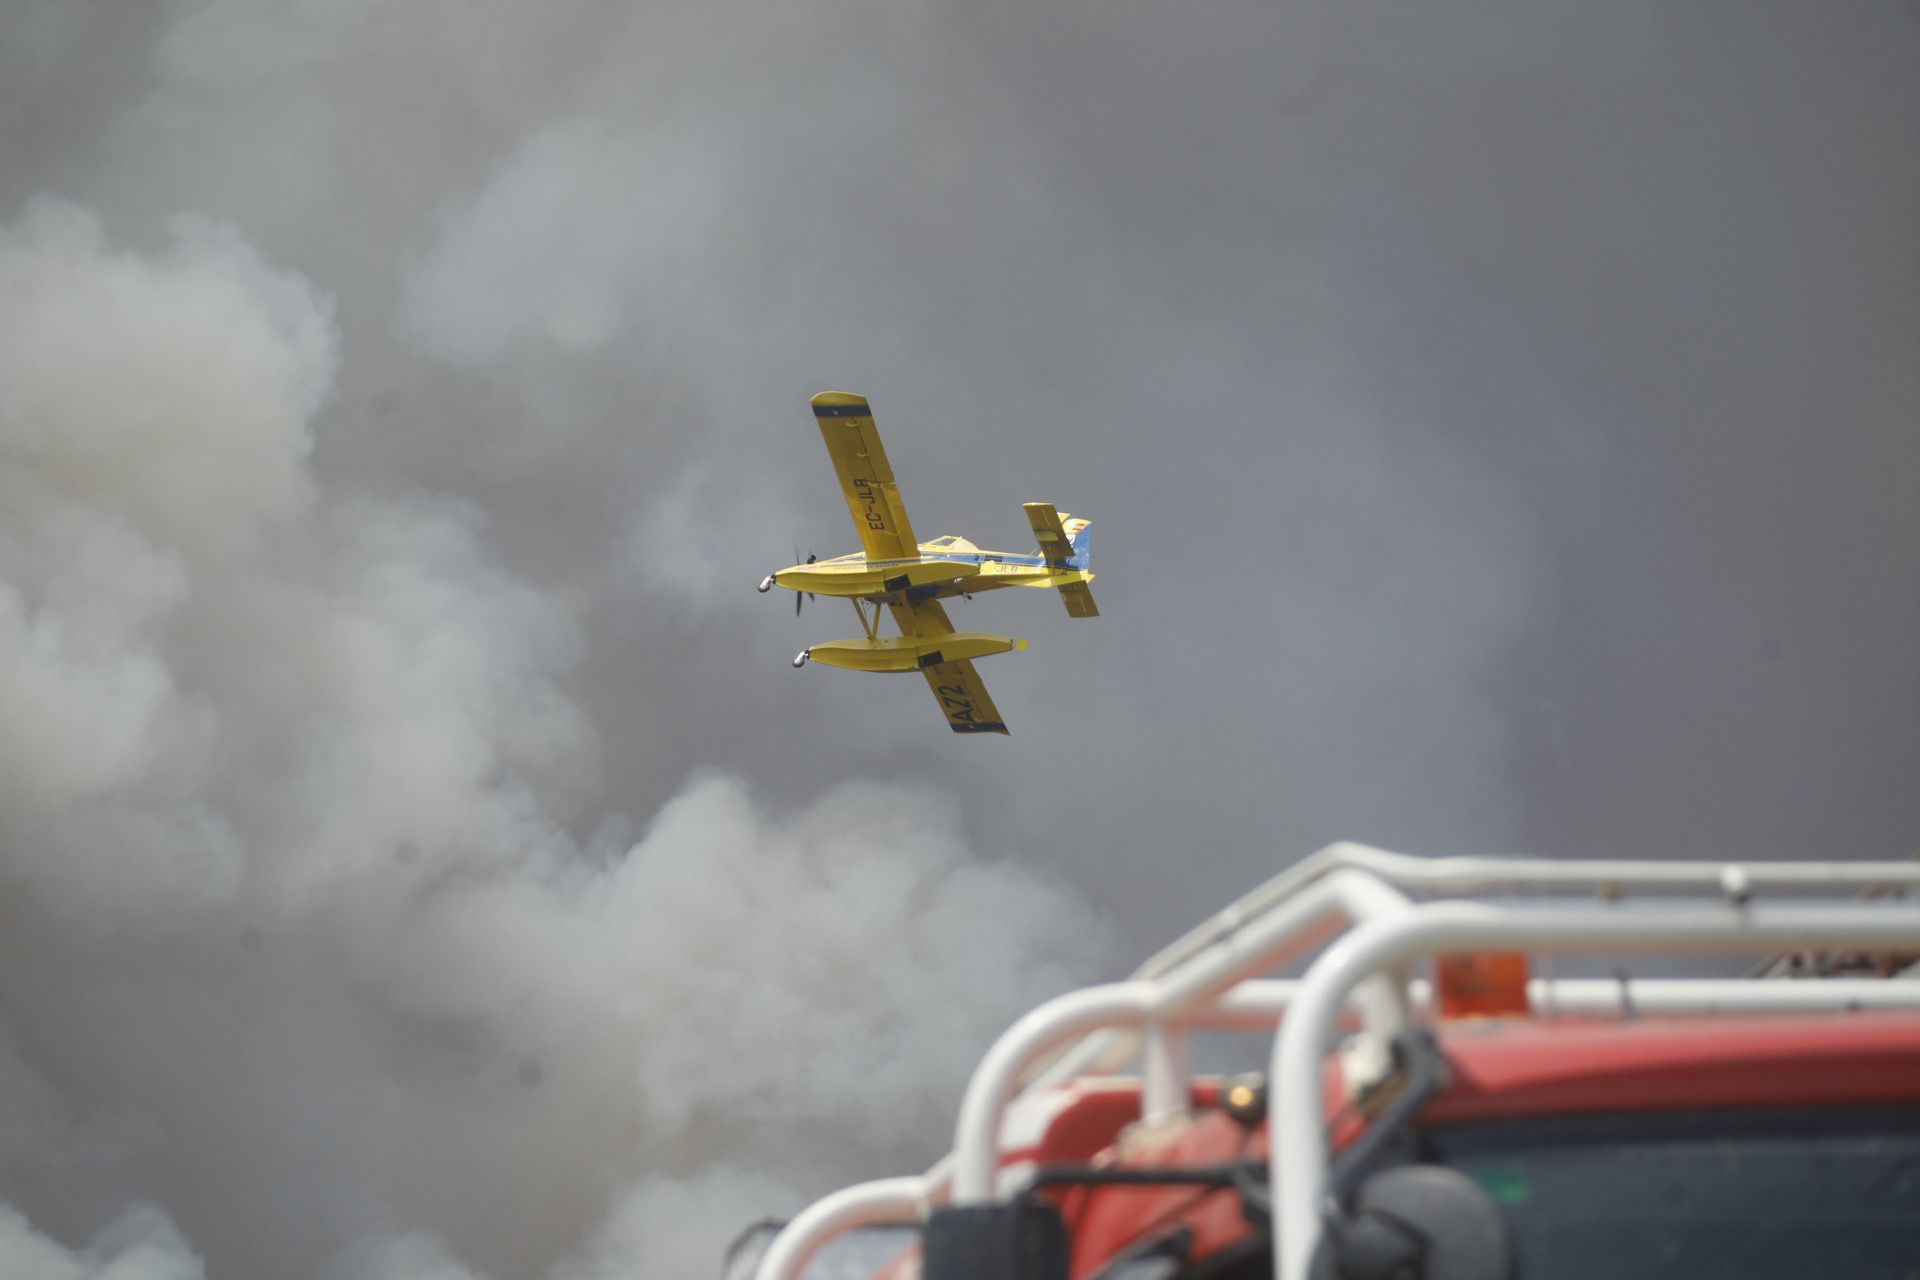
left=758, top=391, right=1097, bottom=735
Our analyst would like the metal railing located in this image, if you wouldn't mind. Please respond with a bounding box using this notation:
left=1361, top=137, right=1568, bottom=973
left=751, top=845, right=1920, bottom=1280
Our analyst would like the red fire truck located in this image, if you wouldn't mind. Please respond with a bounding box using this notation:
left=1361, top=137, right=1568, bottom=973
left=743, top=846, right=1920, bottom=1280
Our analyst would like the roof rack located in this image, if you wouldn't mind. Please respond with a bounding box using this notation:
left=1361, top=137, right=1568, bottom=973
left=752, top=844, right=1920, bottom=1280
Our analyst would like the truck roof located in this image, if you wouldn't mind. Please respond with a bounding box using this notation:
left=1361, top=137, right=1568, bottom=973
left=1425, top=1008, right=1920, bottom=1122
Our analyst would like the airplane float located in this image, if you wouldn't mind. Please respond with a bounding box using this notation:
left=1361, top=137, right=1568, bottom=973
left=758, top=391, right=1097, bottom=735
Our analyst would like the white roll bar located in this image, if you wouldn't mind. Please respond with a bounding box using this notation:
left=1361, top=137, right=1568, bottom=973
left=751, top=847, right=1920, bottom=1280
left=1267, top=898, right=1920, bottom=1280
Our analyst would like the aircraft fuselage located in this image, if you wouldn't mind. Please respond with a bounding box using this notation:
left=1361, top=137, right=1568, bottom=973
left=771, top=543, right=1087, bottom=605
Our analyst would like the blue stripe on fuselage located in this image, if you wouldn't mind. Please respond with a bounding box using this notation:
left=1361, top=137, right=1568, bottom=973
left=853, top=551, right=1052, bottom=570
left=829, top=550, right=1079, bottom=604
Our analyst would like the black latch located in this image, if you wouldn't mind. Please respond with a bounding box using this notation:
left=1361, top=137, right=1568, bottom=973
left=924, top=1202, right=1069, bottom=1280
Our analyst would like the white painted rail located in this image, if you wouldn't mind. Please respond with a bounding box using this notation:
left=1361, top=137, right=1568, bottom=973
left=750, top=846, right=1920, bottom=1280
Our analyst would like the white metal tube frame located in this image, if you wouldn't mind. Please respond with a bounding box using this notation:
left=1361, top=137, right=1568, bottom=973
left=753, top=971, right=1920, bottom=1280
left=752, top=1177, right=930, bottom=1280
left=1035, top=846, right=1919, bottom=1089
left=1131, top=843, right=1920, bottom=985
left=752, top=965, right=1920, bottom=1280
left=1021, top=866, right=1415, bottom=1095
left=751, top=849, right=1920, bottom=1280
left=751, top=985, right=1301, bottom=1280
left=1269, top=900, right=1920, bottom=1280
left=953, top=869, right=1416, bottom=1204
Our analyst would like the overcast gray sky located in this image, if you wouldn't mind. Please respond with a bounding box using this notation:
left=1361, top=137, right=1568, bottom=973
left=1, top=2, right=1915, bottom=1277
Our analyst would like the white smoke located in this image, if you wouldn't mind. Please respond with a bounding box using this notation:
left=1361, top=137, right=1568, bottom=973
left=547, top=1170, right=794, bottom=1280
left=0, top=202, right=1107, bottom=1277
left=0, top=1203, right=206, bottom=1280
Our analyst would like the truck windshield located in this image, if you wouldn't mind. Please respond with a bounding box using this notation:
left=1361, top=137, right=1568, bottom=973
left=1425, top=1106, right=1920, bottom=1279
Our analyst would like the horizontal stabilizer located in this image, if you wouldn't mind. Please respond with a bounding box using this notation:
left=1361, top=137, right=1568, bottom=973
left=1023, top=502, right=1076, bottom=567
left=1056, top=579, right=1099, bottom=618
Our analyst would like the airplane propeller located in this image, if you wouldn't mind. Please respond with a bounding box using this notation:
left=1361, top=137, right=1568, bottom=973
left=760, top=550, right=819, bottom=610
left=794, top=551, right=817, bottom=616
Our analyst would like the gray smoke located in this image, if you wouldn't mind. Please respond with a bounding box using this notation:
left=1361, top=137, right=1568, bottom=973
left=3, top=1, right=1915, bottom=1277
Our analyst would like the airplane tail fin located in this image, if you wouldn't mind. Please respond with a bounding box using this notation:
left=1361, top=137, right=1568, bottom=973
left=1063, top=515, right=1092, bottom=569
left=1023, top=503, right=1098, bottom=618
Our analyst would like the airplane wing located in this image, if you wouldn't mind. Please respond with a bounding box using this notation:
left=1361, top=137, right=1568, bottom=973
left=888, top=598, right=1010, bottom=734
left=812, top=392, right=919, bottom=562
left=921, top=660, right=1009, bottom=734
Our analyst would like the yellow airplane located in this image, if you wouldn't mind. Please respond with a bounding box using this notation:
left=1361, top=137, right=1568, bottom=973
left=759, top=391, right=1098, bottom=735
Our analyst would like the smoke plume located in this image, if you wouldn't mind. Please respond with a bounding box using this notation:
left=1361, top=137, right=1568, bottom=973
left=3, top=2, right=1914, bottom=1276
left=0, top=201, right=1105, bottom=1275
